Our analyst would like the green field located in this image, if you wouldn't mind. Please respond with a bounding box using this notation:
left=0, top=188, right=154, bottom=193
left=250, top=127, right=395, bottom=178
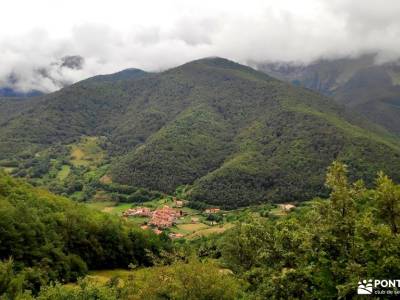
left=87, top=269, right=133, bottom=284
left=70, top=136, right=105, bottom=168
left=108, top=203, right=134, bottom=215
left=86, top=202, right=133, bottom=215
left=2, top=167, right=14, bottom=174
left=56, top=165, right=71, bottom=181
left=86, top=201, right=116, bottom=210
left=173, top=223, right=210, bottom=235
left=186, top=223, right=234, bottom=239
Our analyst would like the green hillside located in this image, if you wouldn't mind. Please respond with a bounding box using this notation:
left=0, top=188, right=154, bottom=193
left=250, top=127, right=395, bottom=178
left=1, top=57, right=400, bottom=208
left=3, top=162, right=400, bottom=299
left=257, top=54, right=400, bottom=135
left=0, top=172, right=169, bottom=296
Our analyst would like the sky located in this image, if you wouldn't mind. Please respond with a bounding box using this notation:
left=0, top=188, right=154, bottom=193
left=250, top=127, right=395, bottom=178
left=1, top=0, right=400, bottom=92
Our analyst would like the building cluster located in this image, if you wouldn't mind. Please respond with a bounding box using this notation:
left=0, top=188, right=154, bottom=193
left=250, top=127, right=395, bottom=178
left=122, top=201, right=221, bottom=240
left=122, top=207, right=152, bottom=217
left=123, top=205, right=184, bottom=230
left=149, top=206, right=183, bottom=228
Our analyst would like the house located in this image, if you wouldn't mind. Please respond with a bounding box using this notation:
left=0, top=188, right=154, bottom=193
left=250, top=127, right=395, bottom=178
left=153, top=228, right=163, bottom=235
left=172, top=197, right=186, bottom=208
left=204, top=208, right=221, bottom=214
left=122, top=207, right=152, bottom=217
left=174, top=199, right=184, bottom=208
left=279, top=204, right=296, bottom=211
left=168, top=233, right=184, bottom=239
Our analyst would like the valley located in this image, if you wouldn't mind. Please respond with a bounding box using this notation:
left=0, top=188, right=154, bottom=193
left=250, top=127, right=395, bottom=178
left=1, top=58, right=400, bottom=299
left=2, top=0, right=400, bottom=298
left=86, top=196, right=283, bottom=239
left=0, top=0, right=400, bottom=300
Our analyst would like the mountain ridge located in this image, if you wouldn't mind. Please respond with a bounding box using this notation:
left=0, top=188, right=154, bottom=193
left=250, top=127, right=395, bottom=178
left=256, top=54, right=400, bottom=135
left=1, top=57, right=400, bottom=207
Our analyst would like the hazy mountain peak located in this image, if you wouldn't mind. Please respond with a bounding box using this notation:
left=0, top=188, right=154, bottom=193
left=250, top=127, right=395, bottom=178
left=185, top=57, right=247, bottom=70
left=257, top=54, right=400, bottom=135
left=83, top=68, right=148, bottom=84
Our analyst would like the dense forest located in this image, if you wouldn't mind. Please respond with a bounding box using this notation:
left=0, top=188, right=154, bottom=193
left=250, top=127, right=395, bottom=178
left=258, top=54, right=400, bottom=136
left=0, top=172, right=170, bottom=298
left=1, top=162, right=400, bottom=299
left=1, top=58, right=400, bottom=208
left=220, top=162, right=400, bottom=298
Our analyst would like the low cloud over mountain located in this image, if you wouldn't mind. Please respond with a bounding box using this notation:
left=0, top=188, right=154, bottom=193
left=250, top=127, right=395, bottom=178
left=2, top=0, right=400, bottom=93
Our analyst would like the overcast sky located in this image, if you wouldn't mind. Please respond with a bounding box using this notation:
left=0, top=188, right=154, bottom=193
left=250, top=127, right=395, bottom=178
left=1, top=0, right=400, bottom=92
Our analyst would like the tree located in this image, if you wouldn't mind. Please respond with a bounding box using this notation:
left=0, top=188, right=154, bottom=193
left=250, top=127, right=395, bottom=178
left=375, top=171, right=400, bottom=234
left=220, top=161, right=400, bottom=299
left=0, top=173, right=170, bottom=294
left=325, top=161, right=355, bottom=218
left=121, top=260, right=244, bottom=300
left=325, top=161, right=359, bottom=258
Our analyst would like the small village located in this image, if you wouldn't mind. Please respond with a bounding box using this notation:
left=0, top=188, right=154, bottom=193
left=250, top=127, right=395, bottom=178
left=122, top=198, right=224, bottom=239
left=118, top=196, right=296, bottom=240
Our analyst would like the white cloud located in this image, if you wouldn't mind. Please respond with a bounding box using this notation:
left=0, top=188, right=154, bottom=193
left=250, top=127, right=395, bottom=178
left=1, top=0, right=400, bottom=92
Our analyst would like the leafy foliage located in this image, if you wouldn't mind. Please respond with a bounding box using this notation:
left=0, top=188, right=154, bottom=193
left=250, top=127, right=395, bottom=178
left=2, top=162, right=400, bottom=299
left=220, top=162, right=400, bottom=298
left=6, top=260, right=243, bottom=300
left=0, top=173, right=170, bottom=297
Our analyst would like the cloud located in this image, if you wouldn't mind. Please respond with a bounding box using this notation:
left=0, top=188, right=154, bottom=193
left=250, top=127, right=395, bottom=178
left=1, top=0, right=400, bottom=92
left=169, top=17, right=222, bottom=46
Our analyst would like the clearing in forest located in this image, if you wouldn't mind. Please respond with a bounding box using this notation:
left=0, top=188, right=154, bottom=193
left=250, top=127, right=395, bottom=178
left=70, top=136, right=105, bottom=167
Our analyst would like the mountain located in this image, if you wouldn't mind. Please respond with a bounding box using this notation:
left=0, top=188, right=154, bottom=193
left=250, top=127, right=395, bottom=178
left=85, top=68, right=148, bottom=83
left=256, top=54, right=400, bottom=135
left=0, top=55, right=84, bottom=98
left=0, top=87, right=43, bottom=97
left=1, top=57, right=400, bottom=208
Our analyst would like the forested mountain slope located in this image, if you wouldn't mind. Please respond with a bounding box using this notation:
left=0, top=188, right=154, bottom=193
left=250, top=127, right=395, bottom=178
left=0, top=172, right=169, bottom=295
left=257, top=54, right=400, bottom=135
left=1, top=57, right=400, bottom=208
